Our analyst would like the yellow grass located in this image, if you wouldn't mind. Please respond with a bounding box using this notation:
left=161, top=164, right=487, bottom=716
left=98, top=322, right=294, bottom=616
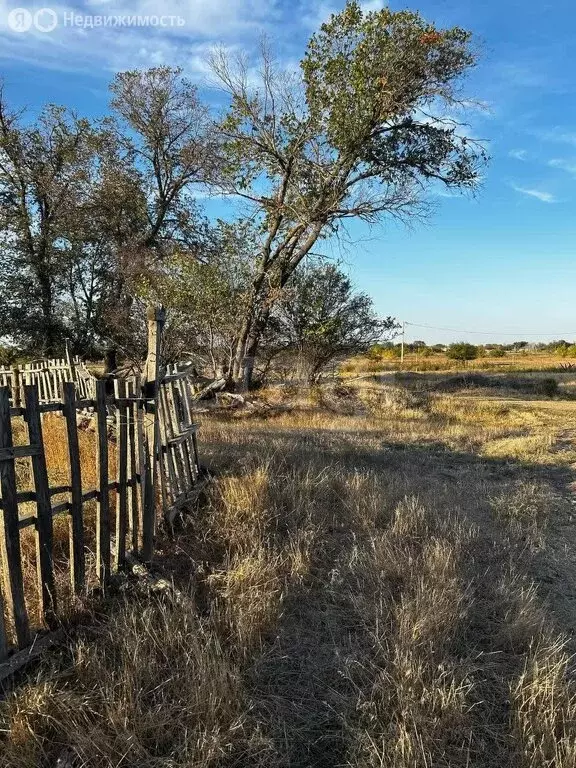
left=343, top=350, right=576, bottom=375
left=2, top=371, right=576, bottom=766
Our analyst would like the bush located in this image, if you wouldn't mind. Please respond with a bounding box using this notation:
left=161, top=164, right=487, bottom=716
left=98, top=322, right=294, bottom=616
left=446, top=342, right=478, bottom=362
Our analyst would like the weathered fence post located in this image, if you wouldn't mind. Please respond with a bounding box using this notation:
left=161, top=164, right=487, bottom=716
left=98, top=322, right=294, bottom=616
left=24, top=385, right=57, bottom=627
left=114, top=378, right=128, bottom=571
left=0, top=387, right=30, bottom=647
left=11, top=366, right=21, bottom=409
left=65, top=339, right=77, bottom=386
left=62, top=382, right=85, bottom=594
left=140, top=305, right=165, bottom=562
left=95, top=379, right=110, bottom=585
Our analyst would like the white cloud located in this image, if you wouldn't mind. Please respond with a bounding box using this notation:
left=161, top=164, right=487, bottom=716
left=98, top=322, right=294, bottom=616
left=548, top=158, right=576, bottom=176
left=510, top=183, right=556, bottom=203
left=535, top=128, right=576, bottom=147
left=0, top=0, right=282, bottom=75
left=509, top=149, right=527, bottom=161
left=359, top=0, right=386, bottom=12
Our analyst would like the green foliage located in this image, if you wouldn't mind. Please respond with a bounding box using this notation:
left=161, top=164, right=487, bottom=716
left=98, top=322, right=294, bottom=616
left=212, top=2, right=485, bottom=380
left=488, top=348, right=506, bottom=358
left=138, top=221, right=254, bottom=369
left=368, top=343, right=401, bottom=360
left=446, top=342, right=478, bottom=361
left=302, top=3, right=480, bottom=189
left=0, top=101, right=99, bottom=355
left=0, top=345, right=19, bottom=366
left=271, top=264, right=398, bottom=382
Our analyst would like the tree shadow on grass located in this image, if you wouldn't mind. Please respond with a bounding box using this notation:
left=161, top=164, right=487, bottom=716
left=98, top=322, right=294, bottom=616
left=165, top=422, right=576, bottom=767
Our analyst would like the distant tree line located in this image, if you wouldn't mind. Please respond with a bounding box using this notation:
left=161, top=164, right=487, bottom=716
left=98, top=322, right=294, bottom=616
left=0, top=2, right=485, bottom=385
left=366, top=339, right=576, bottom=365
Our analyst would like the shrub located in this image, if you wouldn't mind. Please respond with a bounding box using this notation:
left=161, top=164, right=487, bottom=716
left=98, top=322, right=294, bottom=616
left=446, top=342, right=478, bottom=362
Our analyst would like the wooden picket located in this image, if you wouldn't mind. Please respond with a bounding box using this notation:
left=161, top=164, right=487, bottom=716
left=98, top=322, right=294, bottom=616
left=114, top=379, right=128, bottom=572
left=0, top=312, right=207, bottom=667
left=0, top=388, right=30, bottom=647
left=158, top=365, right=202, bottom=524
left=62, top=383, right=85, bottom=594
left=24, top=385, right=57, bottom=626
left=0, top=356, right=97, bottom=405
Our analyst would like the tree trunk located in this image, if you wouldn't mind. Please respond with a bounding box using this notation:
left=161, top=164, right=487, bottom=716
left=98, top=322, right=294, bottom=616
left=37, top=267, right=57, bottom=357
left=235, top=306, right=272, bottom=389
left=232, top=223, right=325, bottom=386
left=231, top=312, right=252, bottom=383
left=231, top=265, right=268, bottom=383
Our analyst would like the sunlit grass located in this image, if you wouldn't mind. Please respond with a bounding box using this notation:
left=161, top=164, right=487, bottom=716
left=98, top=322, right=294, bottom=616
left=2, top=372, right=576, bottom=767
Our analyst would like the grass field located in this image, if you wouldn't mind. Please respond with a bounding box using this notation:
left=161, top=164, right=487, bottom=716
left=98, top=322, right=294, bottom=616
left=342, top=350, right=576, bottom=375
left=2, top=369, right=576, bottom=767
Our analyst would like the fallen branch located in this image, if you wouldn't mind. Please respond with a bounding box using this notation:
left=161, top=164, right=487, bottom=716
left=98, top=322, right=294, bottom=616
left=193, top=377, right=228, bottom=401
left=0, top=629, right=64, bottom=688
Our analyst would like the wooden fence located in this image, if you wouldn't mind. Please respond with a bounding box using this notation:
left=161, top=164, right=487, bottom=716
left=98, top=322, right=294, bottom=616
left=0, top=310, right=203, bottom=663
left=0, top=356, right=97, bottom=405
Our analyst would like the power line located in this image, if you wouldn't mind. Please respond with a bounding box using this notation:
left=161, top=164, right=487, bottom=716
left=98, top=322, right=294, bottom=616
left=404, top=321, right=576, bottom=337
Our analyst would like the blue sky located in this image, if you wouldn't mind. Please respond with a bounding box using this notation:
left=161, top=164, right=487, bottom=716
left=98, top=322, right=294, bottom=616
left=0, top=0, right=575, bottom=343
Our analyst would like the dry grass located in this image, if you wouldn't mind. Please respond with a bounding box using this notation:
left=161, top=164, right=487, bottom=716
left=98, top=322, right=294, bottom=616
left=2, top=372, right=576, bottom=766
left=342, top=351, right=576, bottom=375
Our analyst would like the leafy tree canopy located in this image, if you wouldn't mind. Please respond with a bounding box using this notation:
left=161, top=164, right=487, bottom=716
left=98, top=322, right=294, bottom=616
left=446, top=342, right=478, bottom=361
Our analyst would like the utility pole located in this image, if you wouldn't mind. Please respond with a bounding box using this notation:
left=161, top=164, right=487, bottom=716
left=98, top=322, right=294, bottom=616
left=400, top=321, right=405, bottom=367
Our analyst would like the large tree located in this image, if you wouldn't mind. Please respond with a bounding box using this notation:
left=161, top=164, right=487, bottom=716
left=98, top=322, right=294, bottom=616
left=0, top=68, right=220, bottom=357
left=211, top=1, right=486, bottom=384
left=0, top=96, right=98, bottom=355
left=89, top=67, right=219, bottom=357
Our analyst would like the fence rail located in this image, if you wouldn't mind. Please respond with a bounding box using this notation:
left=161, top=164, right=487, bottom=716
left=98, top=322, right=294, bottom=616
left=0, top=310, right=203, bottom=663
